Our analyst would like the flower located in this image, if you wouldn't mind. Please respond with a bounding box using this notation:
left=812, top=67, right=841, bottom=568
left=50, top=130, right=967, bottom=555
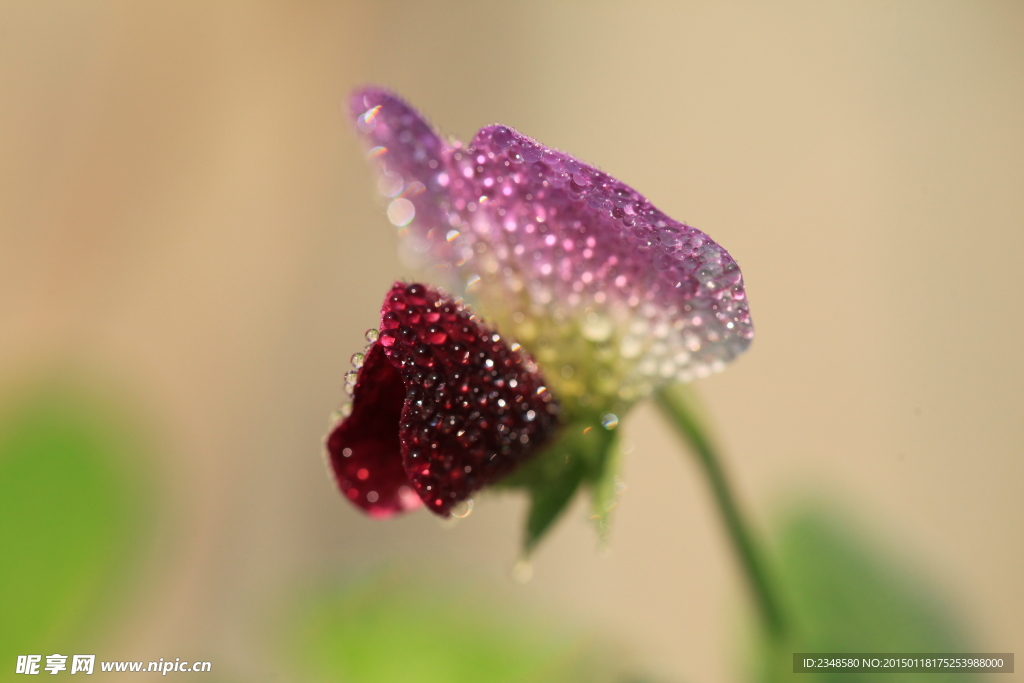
left=330, top=87, right=754, bottom=548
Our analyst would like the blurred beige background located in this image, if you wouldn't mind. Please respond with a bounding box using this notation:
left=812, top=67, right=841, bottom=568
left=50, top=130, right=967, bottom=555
left=2, top=1, right=1022, bottom=681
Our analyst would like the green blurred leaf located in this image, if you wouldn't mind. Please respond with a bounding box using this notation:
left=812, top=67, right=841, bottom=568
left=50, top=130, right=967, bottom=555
left=755, top=507, right=975, bottom=683
left=291, top=573, right=619, bottom=683
left=0, top=380, right=147, bottom=668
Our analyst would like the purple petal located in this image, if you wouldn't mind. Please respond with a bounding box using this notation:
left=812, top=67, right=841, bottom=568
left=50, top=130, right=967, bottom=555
left=350, top=87, right=753, bottom=403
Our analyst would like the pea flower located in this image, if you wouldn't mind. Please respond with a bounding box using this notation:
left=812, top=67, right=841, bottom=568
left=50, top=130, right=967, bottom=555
left=328, top=87, right=753, bottom=549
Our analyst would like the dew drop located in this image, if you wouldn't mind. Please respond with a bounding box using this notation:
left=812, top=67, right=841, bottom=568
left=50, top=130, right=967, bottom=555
left=511, top=559, right=534, bottom=584
left=387, top=198, right=416, bottom=226
left=413, top=345, right=434, bottom=367
left=344, top=371, right=358, bottom=396
left=357, top=105, right=381, bottom=131
left=451, top=499, right=474, bottom=519
left=601, top=413, right=620, bottom=430
left=350, top=352, right=365, bottom=368
left=365, top=328, right=380, bottom=342
left=377, top=170, right=404, bottom=198
left=397, top=485, right=420, bottom=510
left=425, top=326, right=448, bottom=344
left=331, top=402, right=352, bottom=422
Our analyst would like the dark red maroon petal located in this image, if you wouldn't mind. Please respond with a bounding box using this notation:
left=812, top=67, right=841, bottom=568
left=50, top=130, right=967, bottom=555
left=326, top=342, right=422, bottom=518
left=326, top=282, right=560, bottom=516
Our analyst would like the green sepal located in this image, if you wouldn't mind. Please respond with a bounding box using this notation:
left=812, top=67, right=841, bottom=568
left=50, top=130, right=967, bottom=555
left=498, top=419, right=621, bottom=555
left=585, top=431, right=622, bottom=546
left=523, top=448, right=586, bottom=556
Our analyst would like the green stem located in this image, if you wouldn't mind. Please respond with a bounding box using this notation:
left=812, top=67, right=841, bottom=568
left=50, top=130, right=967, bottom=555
left=654, top=383, right=787, bottom=643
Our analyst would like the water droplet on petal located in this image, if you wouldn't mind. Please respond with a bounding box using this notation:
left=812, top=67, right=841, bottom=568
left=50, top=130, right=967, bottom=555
left=425, top=326, right=448, bottom=344
left=365, top=328, right=380, bottom=342
left=330, top=406, right=349, bottom=422
left=344, top=371, right=358, bottom=396
left=387, top=198, right=416, bottom=226
left=377, top=170, right=404, bottom=197
left=451, top=499, right=474, bottom=518
left=350, top=352, right=365, bottom=368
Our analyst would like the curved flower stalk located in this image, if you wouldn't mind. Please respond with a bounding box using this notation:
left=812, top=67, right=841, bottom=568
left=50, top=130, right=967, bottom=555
left=332, top=87, right=754, bottom=551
